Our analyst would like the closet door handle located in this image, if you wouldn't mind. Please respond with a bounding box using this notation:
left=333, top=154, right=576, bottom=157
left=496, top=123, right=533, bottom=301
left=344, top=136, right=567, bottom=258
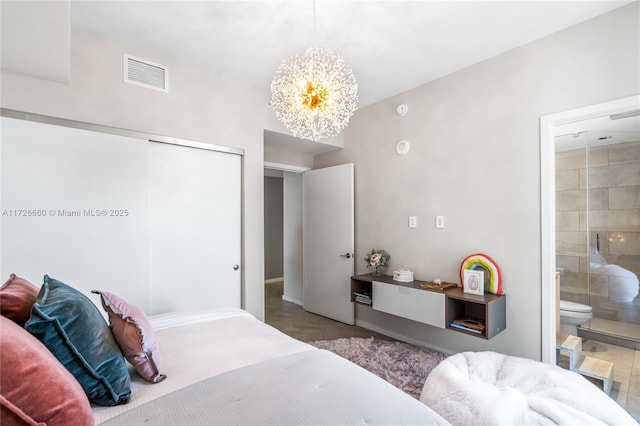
left=596, top=233, right=600, bottom=254
left=339, top=253, right=353, bottom=259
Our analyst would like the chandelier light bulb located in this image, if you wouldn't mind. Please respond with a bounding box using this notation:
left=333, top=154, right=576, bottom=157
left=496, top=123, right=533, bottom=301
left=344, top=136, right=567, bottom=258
left=270, top=47, right=358, bottom=142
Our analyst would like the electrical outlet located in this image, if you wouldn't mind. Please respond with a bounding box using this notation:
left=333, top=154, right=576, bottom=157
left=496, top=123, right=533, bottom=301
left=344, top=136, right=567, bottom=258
left=435, top=216, right=445, bottom=229
left=409, top=216, right=417, bottom=228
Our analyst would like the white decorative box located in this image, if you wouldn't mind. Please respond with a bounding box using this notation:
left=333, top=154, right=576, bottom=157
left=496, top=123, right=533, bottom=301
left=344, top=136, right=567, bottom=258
left=393, top=269, right=414, bottom=282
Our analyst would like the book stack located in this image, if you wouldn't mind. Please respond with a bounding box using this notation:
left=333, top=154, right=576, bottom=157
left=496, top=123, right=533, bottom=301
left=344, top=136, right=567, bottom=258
left=354, top=292, right=372, bottom=305
left=450, top=317, right=485, bottom=334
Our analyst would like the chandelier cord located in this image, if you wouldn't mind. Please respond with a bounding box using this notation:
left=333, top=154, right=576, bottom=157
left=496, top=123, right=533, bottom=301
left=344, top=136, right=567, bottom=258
left=312, top=0, right=317, bottom=45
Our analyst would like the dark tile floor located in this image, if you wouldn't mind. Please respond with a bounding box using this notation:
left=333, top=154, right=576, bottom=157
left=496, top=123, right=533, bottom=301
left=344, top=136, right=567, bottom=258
left=264, top=280, right=391, bottom=342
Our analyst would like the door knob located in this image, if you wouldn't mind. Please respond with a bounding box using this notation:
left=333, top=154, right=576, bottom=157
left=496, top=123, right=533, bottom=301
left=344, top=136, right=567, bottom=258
left=339, top=253, right=353, bottom=259
left=233, top=264, right=240, bottom=270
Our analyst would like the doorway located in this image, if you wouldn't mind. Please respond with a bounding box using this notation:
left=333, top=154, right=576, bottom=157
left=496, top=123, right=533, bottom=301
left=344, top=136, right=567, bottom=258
left=555, top=130, right=639, bottom=343
left=264, top=169, right=284, bottom=284
left=264, top=163, right=309, bottom=308
left=540, top=95, right=640, bottom=363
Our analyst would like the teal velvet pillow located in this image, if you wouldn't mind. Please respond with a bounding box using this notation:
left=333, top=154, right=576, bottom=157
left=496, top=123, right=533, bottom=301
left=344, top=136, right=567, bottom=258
left=25, top=275, right=131, bottom=406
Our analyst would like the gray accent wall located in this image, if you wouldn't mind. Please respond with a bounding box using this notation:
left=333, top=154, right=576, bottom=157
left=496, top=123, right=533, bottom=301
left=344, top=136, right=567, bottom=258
left=264, top=176, right=284, bottom=280
left=313, top=3, right=640, bottom=360
left=283, top=172, right=304, bottom=305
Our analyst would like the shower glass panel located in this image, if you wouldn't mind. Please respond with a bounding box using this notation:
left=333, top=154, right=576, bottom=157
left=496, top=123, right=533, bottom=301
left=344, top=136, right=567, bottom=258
left=585, top=140, right=640, bottom=340
left=556, top=140, right=640, bottom=342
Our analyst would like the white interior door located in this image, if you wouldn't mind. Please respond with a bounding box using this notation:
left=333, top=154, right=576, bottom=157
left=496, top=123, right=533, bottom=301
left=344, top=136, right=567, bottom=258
left=148, top=141, right=241, bottom=314
left=303, top=163, right=354, bottom=324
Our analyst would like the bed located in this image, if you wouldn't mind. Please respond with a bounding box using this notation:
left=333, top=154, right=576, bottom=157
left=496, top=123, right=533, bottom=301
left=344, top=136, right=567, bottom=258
left=94, top=308, right=450, bottom=425
left=5, top=274, right=633, bottom=425
left=0, top=274, right=449, bottom=425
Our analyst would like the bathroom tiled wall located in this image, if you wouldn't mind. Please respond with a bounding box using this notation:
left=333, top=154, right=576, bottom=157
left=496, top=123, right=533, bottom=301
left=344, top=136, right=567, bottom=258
left=556, top=140, right=640, bottom=324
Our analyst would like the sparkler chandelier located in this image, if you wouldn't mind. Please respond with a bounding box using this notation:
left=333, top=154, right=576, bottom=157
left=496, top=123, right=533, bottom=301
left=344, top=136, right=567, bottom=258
left=270, top=46, right=358, bottom=142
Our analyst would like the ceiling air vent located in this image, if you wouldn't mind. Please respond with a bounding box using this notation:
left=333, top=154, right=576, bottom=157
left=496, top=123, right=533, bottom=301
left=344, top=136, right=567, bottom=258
left=123, top=54, right=168, bottom=92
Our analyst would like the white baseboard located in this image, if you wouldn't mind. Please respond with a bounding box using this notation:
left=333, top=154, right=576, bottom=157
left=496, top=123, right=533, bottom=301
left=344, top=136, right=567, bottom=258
left=355, top=319, right=453, bottom=356
left=282, top=295, right=303, bottom=306
left=264, top=277, right=284, bottom=284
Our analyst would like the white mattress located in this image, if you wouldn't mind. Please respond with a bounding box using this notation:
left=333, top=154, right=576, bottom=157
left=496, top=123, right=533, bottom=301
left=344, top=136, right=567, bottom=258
left=93, top=308, right=314, bottom=424
left=100, top=349, right=449, bottom=425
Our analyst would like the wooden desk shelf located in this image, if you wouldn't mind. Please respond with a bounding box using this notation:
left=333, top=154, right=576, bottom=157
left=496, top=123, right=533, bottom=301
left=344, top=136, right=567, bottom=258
left=444, top=288, right=506, bottom=340
left=351, top=274, right=506, bottom=339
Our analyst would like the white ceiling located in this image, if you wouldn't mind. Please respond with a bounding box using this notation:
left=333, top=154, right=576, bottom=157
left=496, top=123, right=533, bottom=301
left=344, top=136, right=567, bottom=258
left=3, top=1, right=636, bottom=159
left=70, top=1, right=632, bottom=108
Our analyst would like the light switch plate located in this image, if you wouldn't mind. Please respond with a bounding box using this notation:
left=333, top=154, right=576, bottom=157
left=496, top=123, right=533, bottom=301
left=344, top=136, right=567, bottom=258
left=409, top=216, right=417, bottom=228
left=435, top=216, right=445, bottom=229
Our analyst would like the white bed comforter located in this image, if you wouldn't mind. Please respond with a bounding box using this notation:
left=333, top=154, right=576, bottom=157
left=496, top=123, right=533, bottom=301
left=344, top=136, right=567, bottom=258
left=94, top=308, right=449, bottom=425
left=93, top=308, right=313, bottom=424
left=100, top=348, right=449, bottom=425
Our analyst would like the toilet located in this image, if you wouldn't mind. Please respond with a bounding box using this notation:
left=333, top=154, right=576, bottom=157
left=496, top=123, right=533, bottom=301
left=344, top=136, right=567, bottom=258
left=559, top=300, right=593, bottom=335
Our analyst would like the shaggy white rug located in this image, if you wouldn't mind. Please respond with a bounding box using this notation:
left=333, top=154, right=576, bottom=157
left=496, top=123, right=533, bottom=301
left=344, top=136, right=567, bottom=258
left=308, top=337, right=447, bottom=399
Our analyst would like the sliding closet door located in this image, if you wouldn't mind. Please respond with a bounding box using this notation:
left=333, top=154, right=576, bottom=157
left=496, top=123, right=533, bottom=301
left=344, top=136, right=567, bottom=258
left=148, top=141, right=241, bottom=314
left=0, top=117, right=150, bottom=309
left=1, top=115, right=242, bottom=315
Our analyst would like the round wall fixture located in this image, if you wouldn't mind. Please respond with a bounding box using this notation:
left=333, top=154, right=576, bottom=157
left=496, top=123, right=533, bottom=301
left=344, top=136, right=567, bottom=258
left=395, top=140, right=410, bottom=155
left=396, top=104, right=408, bottom=116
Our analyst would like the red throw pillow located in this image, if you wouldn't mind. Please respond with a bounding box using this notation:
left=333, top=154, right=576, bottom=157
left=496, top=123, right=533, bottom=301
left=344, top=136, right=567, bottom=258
left=0, top=315, right=94, bottom=426
left=0, top=274, right=39, bottom=326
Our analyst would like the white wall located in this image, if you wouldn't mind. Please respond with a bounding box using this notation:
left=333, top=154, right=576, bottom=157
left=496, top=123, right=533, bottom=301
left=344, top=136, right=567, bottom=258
left=264, top=139, right=315, bottom=169
left=283, top=172, right=303, bottom=305
left=314, top=3, right=640, bottom=360
left=0, top=28, right=285, bottom=320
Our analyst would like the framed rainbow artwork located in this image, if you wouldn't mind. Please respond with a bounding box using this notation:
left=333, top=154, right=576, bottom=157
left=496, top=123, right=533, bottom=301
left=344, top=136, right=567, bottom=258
left=459, top=253, right=503, bottom=295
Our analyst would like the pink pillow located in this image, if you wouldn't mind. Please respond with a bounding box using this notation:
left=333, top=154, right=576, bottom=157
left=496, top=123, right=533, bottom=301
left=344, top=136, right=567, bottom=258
left=92, top=290, right=166, bottom=383
left=0, top=315, right=93, bottom=426
left=0, top=274, right=39, bottom=326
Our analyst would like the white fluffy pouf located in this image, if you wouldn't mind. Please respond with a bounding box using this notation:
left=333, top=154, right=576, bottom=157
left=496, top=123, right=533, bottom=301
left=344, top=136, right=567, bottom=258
left=420, top=351, right=635, bottom=425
